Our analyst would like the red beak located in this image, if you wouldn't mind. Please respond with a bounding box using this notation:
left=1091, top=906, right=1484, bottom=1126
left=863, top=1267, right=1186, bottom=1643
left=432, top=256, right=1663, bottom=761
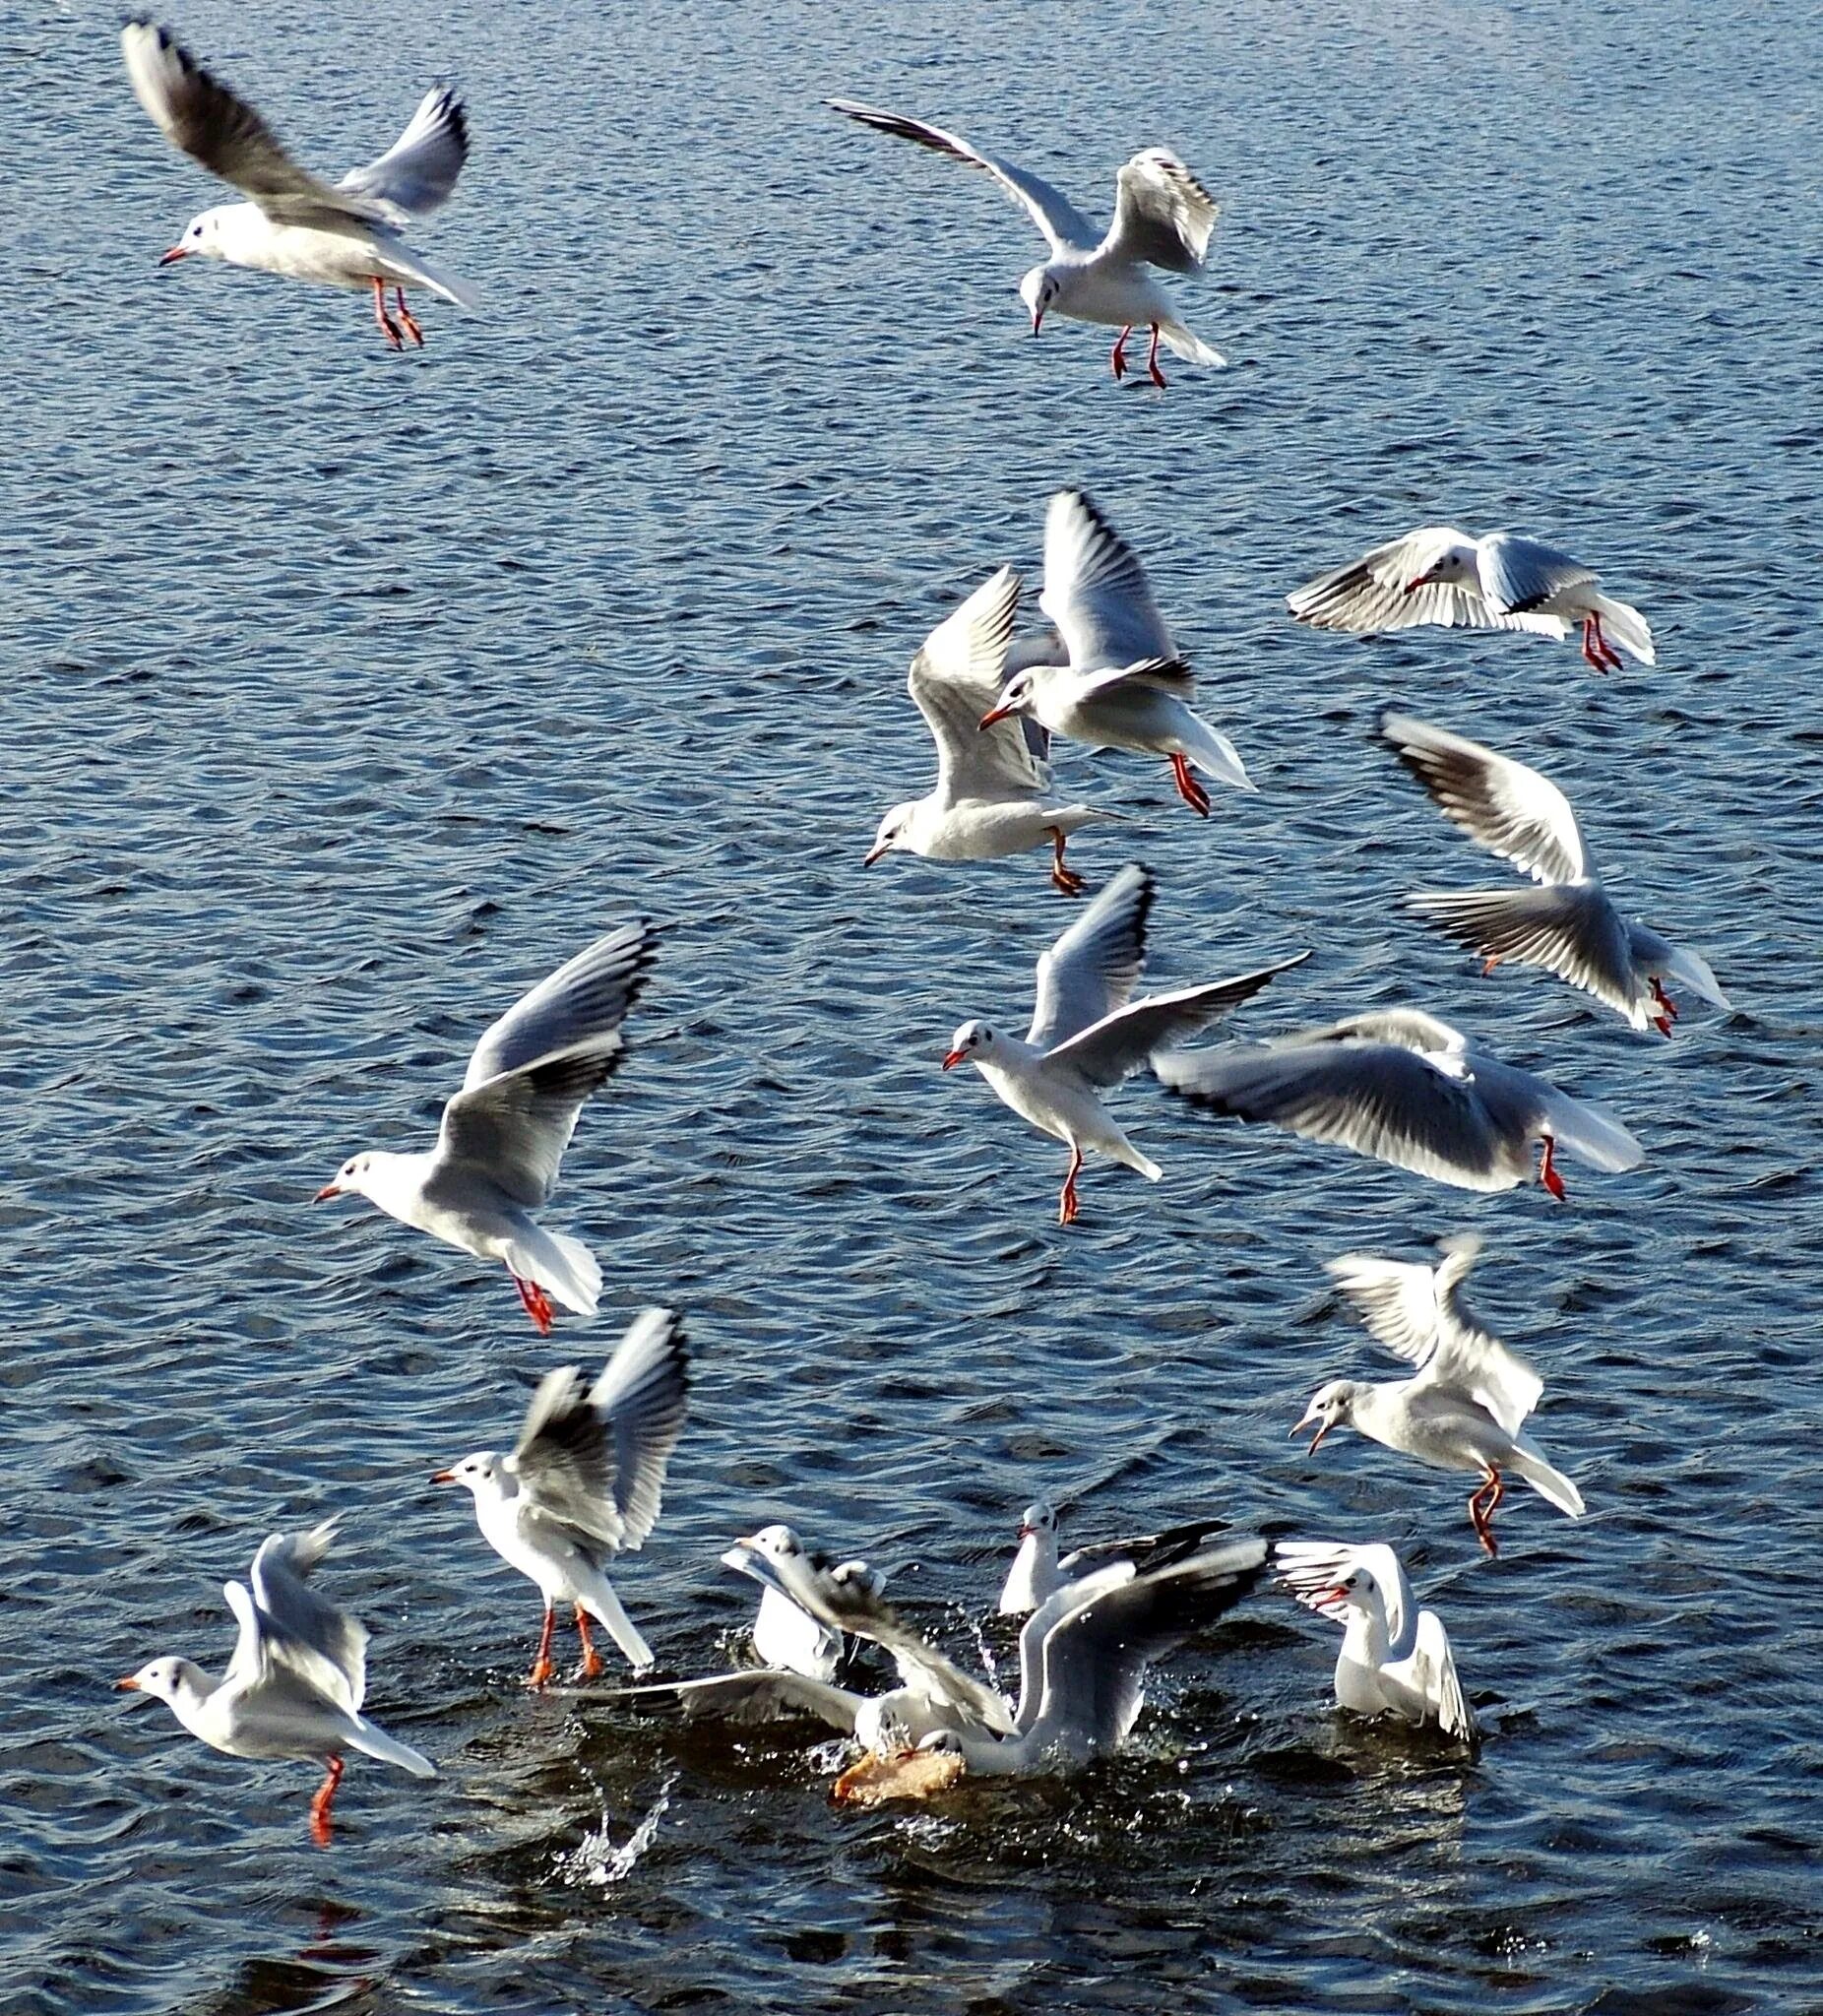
left=115, top=1675, right=142, bottom=1691
left=1403, top=577, right=1428, bottom=594
left=313, top=1184, right=343, bottom=1202
left=1290, top=1415, right=1330, bottom=1452
left=1031, top=307, right=1044, bottom=335
left=941, top=1048, right=968, bottom=1071
left=429, top=1469, right=456, bottom=1485
left=157, top=246, right=188, bottom=268
left=862, top=841, right=890, bottom=867
left=978, top=703, right=1016, bottom=729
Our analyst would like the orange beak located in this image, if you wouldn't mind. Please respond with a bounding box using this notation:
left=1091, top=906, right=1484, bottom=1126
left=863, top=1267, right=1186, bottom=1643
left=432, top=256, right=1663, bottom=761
left=862, top=841, right=890, bottom=867
left=941, top=1048, right=968, bottom=1071
left=429, top=1470, right=456, bottom=1485
left=1290, top=1412, right=1330, bottom=1452
left=313, top=1183, right=343, bottom=1202
left=115, top=1675, right=142, bottom=1691
left=978, top=703, right=1016, bottom=729
left=157, top=246, right=188, bottom=268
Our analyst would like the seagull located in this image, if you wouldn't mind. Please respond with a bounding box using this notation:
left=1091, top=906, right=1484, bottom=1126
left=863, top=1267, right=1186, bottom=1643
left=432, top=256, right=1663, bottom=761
left=315, top=922, right=656, bottom=1332
left=997, top=1500, right=1234, bottom=1616
left=1293, top=1233, right=1585, bottom=1558
left=827, top=100, right=1226, bottom=386
left=909, top=1537, right=1266, bottom=1783
left=1287, top=528, right=1655, bottom=671
left=749, top=1542, right=883, bottom=1682
left=1381, top=712, right=1730, bottom=1038
left=116, top=1521, right=435, bottom=1845
left=863, top=565, right=1117, bottom=896
left=1156, top=1005, right=1643, bottom=1200
left=981, top=491, right=1255, bottom=817
left=1275, top=1540, right=1477, bottom=1743
left=432, top=1308, right=689, bottom=1684
left=942, top=862, right=1308, bottom=1223
left=121, top=18, right=475, bottom=349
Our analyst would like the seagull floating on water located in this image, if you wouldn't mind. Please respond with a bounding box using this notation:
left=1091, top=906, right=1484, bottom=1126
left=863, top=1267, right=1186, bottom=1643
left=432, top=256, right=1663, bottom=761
left=997, top=1499, right=1234, bottom=1616
left=1288, top=527, right=1654, bottom=671
left=864, top=565, right=1116, bottom=895
left=1294, top=1234, right=1585, bottom=1558
left=1157, top=1004, right=1643, bottom=1199
left=122, top=18, right=474, bottom=349
left=1275, top=1540, right=1477, bottom=1743
left=116, top=1520, right=435, bottom=1846
left=1381, top=711, right=1730, bottom=1037
left=433, top=1309, right=690, bottom=1684
left=828, top=100, right=1226, bottom=386
left=316, top=922, right=656, bottom=1331
left=943, top=863, right=1307, bottom=1223
left=981, top=492, right=1255, bottom=817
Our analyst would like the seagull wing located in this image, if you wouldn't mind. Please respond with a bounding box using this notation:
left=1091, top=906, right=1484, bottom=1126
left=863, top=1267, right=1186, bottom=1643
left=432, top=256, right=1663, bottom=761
left=827, top=100, right=1097, bottom=252
left=908, top=566, right=1045, bottom=801
left=339, top=86, right=469, bottom=221
left=1038, top=490, right=1176, bottom=671
left=437, top=923, right=656, bottom=1207
left=1380, top=712, right=1589, bottom=883
left=1045, top=954, right=1310, bottom=1088
left=609, top=1670, right=863, bottom=1732
left=1410, top=1608, right=1477, bottom=1743
left=1477, top=533, right=1597, bottom=615
left=248, top=1521, right=369, bottom=1714
left=1027, top=863, right=1154, bottom=1050
left=121, top=19, right=389, bottom=234
left=1100, top=150, right=1219, bottom=272
left=1288, top=528, right=1570, bottom=639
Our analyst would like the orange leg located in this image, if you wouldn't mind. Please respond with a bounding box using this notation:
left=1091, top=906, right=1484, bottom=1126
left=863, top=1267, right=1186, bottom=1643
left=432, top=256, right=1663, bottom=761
left=1481, top=955, right=1502, bottom=978
left=1538, top=1134, right=1567, bottom=1202
left=574, top=1606, right=604, bottom=1680
left=1058, top=1144, right=1084, bottom=1227
left=1109, top=325, right=1132, bottom=380
left=370, top=277, right=405, bottom=350
left=527, top=1605, right=557, bottom=1689
left=1146, top=323, right=1167, bottom=389
left=1048, top=828, right=1086, bottom=897
left=393, top=287, right=424, bottom=346
left=1467, top=1470, right=1504, bottom=1557
left=309, top=1755, right=345, bottom=1847
left=512, top=1275, right=556, bottom=1334
left=1168, top=752, right=1211, bottom=817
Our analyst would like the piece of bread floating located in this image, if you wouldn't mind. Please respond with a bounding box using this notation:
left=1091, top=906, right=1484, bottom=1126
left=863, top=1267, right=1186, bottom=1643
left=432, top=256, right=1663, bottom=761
left=831, top=1748, right=966, bottom=1805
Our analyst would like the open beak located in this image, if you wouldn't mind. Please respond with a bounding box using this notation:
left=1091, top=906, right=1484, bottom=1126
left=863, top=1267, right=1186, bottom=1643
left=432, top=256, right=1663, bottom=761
left=1403, top=576, right=1429, bottom=595
left=1290, top=1410, right=1330, bottom=1452
left=157, top=246, right=188, bottom=268
left=940, top=1048, right=968, bottom=1071
left=862, top=841, right=890, bottom=867
left=978, top=703, right=1016, bottom=729
left=114, top=1675, right=142, bottom=1691
left=313, top=1183, right=343, bottom=1202
left=429, top=1470, right=456, bottom=1485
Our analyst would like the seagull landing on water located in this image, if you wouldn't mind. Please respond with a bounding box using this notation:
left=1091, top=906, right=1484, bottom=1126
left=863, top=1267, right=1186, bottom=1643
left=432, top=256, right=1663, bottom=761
left=121, top=18, right=475, bottom=349
left=1380, top=712, right=1730, bottom=1038
left=863, top=565, right=1118, bottom=896
left=1276, top=1540, right=1477, bottom=1744
left=997, top=1499, right=1234, bottom=1617
left=1293, top=1234, right=1585, bottom=1559
left=981, top=492, right=1256, bottom=819
left=1288, top=528, right=1655, bottom=672
left=116, top=1521, right=435, bottom=1846
left=315, top=922, right=656, bottom=1333
left=942, top=863, right=1308, bottom=1224
left=827, top=100, right=1226, bottom=387
left=432, top=1309, right=689, bottom=1686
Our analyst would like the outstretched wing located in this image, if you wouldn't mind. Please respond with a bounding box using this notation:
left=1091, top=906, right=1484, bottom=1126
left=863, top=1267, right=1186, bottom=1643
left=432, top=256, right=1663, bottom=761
left=1038, top=490, right=1176, bottom=672
left=438, top=922, right=656, bottom=1207
left=827, top=100, right=1097, bottom=252
left=121, top=19, right=390, bottom=235
left=608, top=1670, right=862, bottom=1732
left=1411, top=1608, right=1477, bottom=1743
left=1100, top=151, right=1218, bottom=272
left=339, top=86, right=469, bottom=221
left=1028, top=862, right=1153, bottom=1050
left=908, top=566, right=1045, bottom=801
left=1477, top=534, right=1596, bottom=616
left=1381, top=712, right=1589, bottom=884
left=1288, top=529, right=1569, bottom=639
left=248, top=1521, right=369, bottom=1714
left=1047, top=953, right=1309, bottom=1087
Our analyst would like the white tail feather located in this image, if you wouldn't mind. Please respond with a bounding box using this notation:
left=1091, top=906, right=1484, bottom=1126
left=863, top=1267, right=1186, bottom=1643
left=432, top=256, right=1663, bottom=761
left=1590, top=594, right=1654, bottom=665
left=577, top=1571, right=655, bottom=1670
left=345, top=1715, right=437, bottom=1778
left=1177, top=712, right=1255, bottom=792
left=1509, top=1445, right=1585, bottom=1519
left=1158, top=321, right=1227, bottom=367
left=505, top=1228, right=602, bottom=1316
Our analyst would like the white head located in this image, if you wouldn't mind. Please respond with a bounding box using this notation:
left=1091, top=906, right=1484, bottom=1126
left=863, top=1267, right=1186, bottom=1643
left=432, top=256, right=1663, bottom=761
left=160, top=206, right=235, bottom=267
left=116, top=1655, right=208, bottom=1709
left=740, top=1523, right=805, bottom=1563
left=979, top=668, right=1039, bottom=729
left=431, top=1451, right=508, bottom=1500
left=314, top=1150, right=417, bottom=1212
left=315, top=1152, right=379, bottom=1204
left=828, top=1558, right=885, bottom=1599
left=1020, top=265, right=1062, bottom=334
left=941, top=1019, right=1004, bottom=1073
left=864, top=802, right=920, bottom=867
left=1291, top=1380, right=1361, bottom=1452
left=1018, top=1500, right=1058, bottom=1543
left=1401, top=531, right=1480, bottom=595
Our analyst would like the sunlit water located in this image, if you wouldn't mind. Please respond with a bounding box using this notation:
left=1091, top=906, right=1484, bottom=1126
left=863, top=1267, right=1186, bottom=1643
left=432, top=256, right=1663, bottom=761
left=6, top=1, right=1822, bottom=2010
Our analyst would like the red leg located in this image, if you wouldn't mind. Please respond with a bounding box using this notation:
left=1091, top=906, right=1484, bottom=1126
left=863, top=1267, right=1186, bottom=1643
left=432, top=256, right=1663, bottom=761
left=1468, top=1471, right=1502, bottom=1558
left=1058, top=1144, right=1083, bottom=1226
left=393, top=287, right=424, bottom=346
left=1048, top=827, right=1086, bottom=897
left=1168, top=751, right=1211, bottom=817
left=574, top=1605, right=604, bottom=1680
left=1481, top=955, right=1502, bottom=978
left=1651, top=976, right=1678, bottom=1038
left=527, top=1605, right=557, bottom=1689
left=1146, top=323, right=1167, bottom=389
left=1538, top=1135, right=1567, bottom=1202
left=370, top=277, right=404, bottom=350
left=1109, top=325, right=1131, bottom=380
left=309, top=1755, right=345, bottom=1847
left=512, top=1274, right=556, bottom=1334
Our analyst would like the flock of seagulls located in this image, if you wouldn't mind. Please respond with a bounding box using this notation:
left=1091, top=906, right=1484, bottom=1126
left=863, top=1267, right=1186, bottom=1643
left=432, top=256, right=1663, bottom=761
left=108, top=20, right=1734, bottom=1833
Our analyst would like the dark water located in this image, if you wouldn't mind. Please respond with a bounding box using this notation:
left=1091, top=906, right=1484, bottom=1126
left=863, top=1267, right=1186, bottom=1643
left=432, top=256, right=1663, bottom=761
left=6, top=0, right=1822, bottom=2010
